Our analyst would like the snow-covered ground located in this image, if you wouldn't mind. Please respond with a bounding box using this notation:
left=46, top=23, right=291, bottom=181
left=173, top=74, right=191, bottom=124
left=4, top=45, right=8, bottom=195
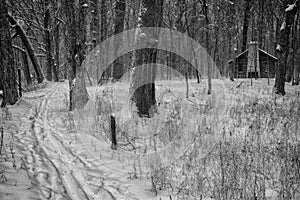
left=0, top=79, right=299, bottom=200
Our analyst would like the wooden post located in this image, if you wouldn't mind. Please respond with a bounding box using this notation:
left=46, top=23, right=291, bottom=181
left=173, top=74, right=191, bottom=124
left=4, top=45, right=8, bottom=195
left=0, top=127, right=3, bottom=155
left=18, top=68, right=22, bottom=97
left=267, top=55, right=270, bottom=85
left=185, top=72, right=189, bottom=98
left=111, top=115, right=117, bottom=150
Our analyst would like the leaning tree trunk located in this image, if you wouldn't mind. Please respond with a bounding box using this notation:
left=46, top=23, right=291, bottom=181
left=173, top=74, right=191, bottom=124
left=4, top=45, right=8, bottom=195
left=0, top=0, right=19, bottom=106
left=275, top=0, right=299, bottom=95
left=21, top=50, right=32, bottom=86
left=112, top=0, right=126, bottom=80
left=131, top=0, right=163, bottom=118
left=7, top=14, right=44, bottom=83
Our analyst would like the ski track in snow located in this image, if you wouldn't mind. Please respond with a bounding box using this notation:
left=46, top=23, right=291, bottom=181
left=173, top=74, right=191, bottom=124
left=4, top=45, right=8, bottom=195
left=15, top=82, right=138, bottom=200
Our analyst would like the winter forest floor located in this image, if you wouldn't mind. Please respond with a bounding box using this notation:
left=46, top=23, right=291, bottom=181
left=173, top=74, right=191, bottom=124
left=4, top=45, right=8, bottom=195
left=0, top=78, right=300, bottom=200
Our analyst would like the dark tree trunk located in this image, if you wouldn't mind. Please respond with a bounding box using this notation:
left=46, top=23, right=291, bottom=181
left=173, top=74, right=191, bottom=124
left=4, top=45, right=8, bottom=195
left=0, top=1, right=19, bottom=107
left=112, top=0, right=126, bottom=80
left=100, top=0, right=110, bottom=81
left=110, top=115, right=117, bottom=150
left=7, top=14, right=44, bottom=83
left=258, top=0, right=265, bottom=49
left=294, top=55, right=299, bottom=85
left=90, top=0, right=100, bottom=49
left=64, top=0, right=77, bottom=110
left=44, top=0, right=54, bottom=81
left=131, top=0, right=163, bottom=118
left=21, top=51, right=32, bottom=85
left=203, top=0, right=212, bottom=94
left=71, top=0, right=89, bottom=110
left=100, top=0, right=107, bottom=43
left=241, top=0, right=251, bottom=52
left=53, top=22, right=60, bottom=82
left=53, top=0, right=60, bottom=82
left=275, top=0, right=299, bottom=95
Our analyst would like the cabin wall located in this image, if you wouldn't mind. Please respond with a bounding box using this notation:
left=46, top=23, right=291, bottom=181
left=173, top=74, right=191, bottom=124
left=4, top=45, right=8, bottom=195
left=235, top=54, right=248, bottom=78
left=230, top=51, right=276, bottom=79
left=259, top=52, right=276, bottom=78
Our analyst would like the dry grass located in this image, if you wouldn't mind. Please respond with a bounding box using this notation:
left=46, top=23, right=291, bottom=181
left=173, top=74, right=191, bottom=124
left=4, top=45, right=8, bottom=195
left=77, top=78, right=300, bottom=199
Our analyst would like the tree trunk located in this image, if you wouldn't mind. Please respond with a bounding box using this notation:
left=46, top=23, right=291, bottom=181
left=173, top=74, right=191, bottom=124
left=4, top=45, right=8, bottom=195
left=100, top=0, right=107, bottom=43
left=44, top=0, right=54, bottom=81
left=100, top=0, right=110, bottom=81
left=203, top=0, right=212, bottom=94
left=53, top=22, right=60, bottom=82
left=71, top=0, right=89, bottom=110
left=90, top=0, right=100, bottom=49
left=0, top=1, right=19, bottom=107
left=275, top=0, right=299, bottom=95
left=21, top=51, right=32, bottom=85
left=131, top=0, right=163, bottom=118
left=64, top=0, right=77, bottom=110
left=112, top=0, right=126, bottom=81
left=293, top=48, right=300, bottom=85
left=7, top=14, right=44, bottom=83
left=241, top=0, right=251, bottom=52
left=258, top=0, right=265, bottom=49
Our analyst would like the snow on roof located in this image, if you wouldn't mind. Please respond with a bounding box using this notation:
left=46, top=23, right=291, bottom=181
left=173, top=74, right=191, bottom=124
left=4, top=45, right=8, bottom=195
left=228, top=49, right=248, bottom=63
left=258, top=48, right=278, bottom=60
left=228, top=48, right=277, bottom=63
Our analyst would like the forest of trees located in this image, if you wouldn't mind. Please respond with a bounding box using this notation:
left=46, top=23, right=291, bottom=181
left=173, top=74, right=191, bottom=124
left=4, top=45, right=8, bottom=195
left=0, top=0, right=299, bottom=110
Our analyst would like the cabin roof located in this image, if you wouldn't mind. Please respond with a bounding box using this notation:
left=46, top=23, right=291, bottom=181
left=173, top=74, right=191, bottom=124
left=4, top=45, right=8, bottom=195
left=228, top=48, right=277, bottom=63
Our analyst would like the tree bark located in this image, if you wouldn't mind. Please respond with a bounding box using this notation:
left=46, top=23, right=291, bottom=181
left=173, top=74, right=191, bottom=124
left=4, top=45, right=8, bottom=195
left=0, top=1, right=19, bottom=107
left=44, top=0, right=54, bottom=81
left=21, top=51, right=32, bottom=85
left=90, top=0, right=100, bottom=49
left=70, top=0, right=89, bottom=110
left=131, top=0, right=163, bottom=118
left=53, top=22, right=60, bottom=82
left=100, top=0, right=107, bottom=43
left=112, top=0, right=126, bottom=80
left=241, top=0, right=251, bottom=52
left=275, top=0, right=299, bottom=95
left=7, top=14, right=44, bottom=83
left=64, top=0, right=77, bottom=110
left=203, top=0, right=212, bottom=94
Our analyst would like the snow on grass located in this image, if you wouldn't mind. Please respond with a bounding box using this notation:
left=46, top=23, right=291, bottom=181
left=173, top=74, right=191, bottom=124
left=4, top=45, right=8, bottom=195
left=1, top=79, right=300, bottom=199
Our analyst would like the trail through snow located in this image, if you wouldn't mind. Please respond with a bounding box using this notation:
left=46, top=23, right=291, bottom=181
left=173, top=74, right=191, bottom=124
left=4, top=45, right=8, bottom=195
left=10, top=82, right=139, bottom=200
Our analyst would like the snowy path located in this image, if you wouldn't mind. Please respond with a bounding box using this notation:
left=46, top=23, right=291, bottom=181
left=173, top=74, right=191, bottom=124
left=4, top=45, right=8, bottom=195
left=14, top=82, right=138, bottom=200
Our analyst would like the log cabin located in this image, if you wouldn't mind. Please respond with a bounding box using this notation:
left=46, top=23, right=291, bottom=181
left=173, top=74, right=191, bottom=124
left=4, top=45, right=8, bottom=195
left=228, top=41, right=277, bottom=79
